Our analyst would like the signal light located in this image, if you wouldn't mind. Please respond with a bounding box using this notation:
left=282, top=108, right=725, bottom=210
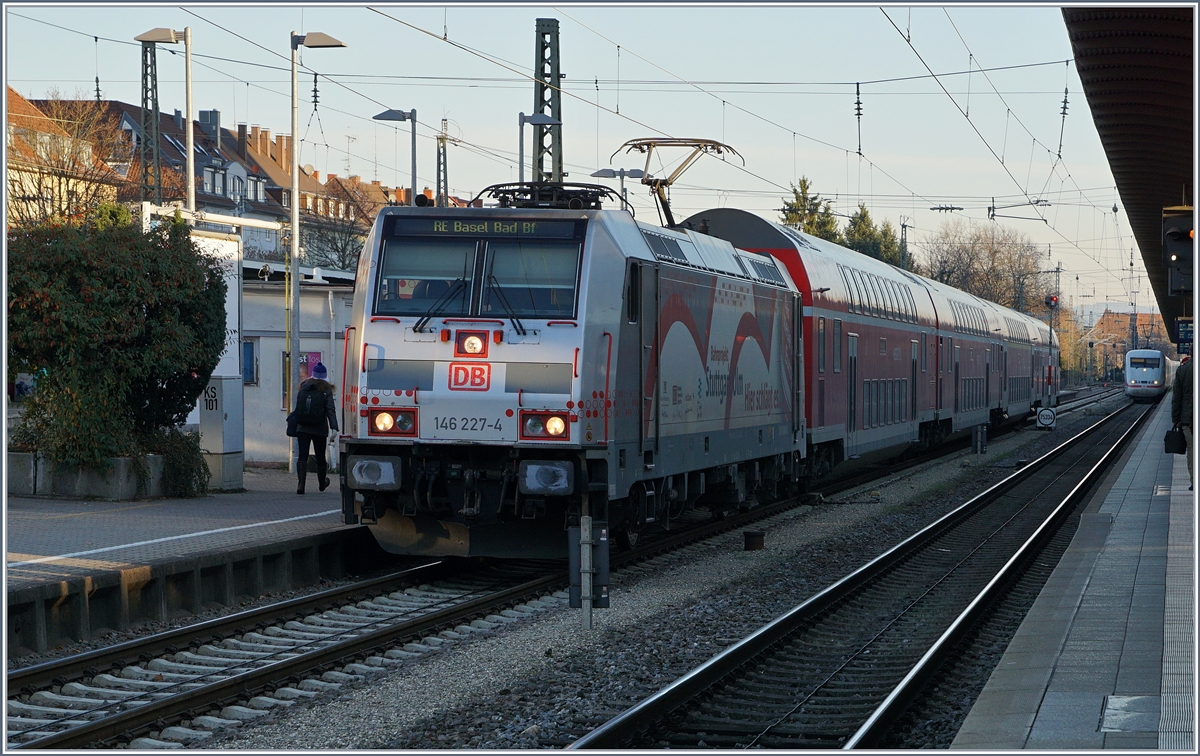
left=1163, top=212, right=1193, bottom=272
left=1045, top=294, right=1059, bottom=309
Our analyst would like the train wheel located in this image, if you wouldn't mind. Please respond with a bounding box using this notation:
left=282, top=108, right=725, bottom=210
left=618, top=524, right=640, bottom=551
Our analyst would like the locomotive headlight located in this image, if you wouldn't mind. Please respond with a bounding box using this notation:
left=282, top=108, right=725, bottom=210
left=524, top=415, right=545, bottom=436
left=462, top=334, right=485, bottom=354
left=369, top=408, right=418, bottom=436
left=545, top=416, right=566, bottom=436
left=518, top=460, right=574, bottom=495
left=395, top=410, right=415, bottom=432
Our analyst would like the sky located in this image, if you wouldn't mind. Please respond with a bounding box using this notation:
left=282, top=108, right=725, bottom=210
left=4, top=3, right=1159, bottom=316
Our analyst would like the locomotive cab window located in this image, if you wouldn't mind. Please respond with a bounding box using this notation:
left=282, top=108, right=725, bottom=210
left=375, top=238, right=476, bottom=316
left=482, top=240, right=581, bottom=318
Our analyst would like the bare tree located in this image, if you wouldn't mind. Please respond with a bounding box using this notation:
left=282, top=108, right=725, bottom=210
left=301, top=177, right=378, bottom=273
left=7, top=90, right=131, bottom=225
left=918, top=218, right=1049, bottom=311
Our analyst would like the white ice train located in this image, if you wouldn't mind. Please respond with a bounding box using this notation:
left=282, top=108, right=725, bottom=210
left=1124, top=349, right=1177, bottom=401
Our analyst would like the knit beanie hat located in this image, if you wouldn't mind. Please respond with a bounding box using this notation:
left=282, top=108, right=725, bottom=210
left=311, top=362, right=328, bottom=381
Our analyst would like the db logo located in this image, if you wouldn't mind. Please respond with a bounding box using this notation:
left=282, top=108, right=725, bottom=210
left=449, top=362, right=491, bottom=391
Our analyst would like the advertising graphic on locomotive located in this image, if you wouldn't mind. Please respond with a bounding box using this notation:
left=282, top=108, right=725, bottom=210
left=338, top=185, right=1059, bottom=559
left=1124, top=349, right=1177, bottom=401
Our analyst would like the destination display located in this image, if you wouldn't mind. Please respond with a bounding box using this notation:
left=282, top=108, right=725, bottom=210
left=386, top=217, right=581, bottom=239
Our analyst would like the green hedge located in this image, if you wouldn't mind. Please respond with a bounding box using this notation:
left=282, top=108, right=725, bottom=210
left=8, top=208, right=226, bottom=495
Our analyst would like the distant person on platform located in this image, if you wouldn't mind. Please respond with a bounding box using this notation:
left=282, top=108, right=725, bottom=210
left=1172, top=354, right=1193, bottom=490
left=293, top=362, right=339, bottom=494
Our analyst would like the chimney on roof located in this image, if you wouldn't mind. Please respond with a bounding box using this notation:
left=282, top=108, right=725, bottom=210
left=174, top=109, right=184, bottom=130
left=275, top=135, right=290, bottom=173
left=258, top=129, right=270, bottom=158
left=238, top=124, right=248, bottom=160
left=371, top=180, right=381, bottom=186
left=199, top=110, right=220, bottom=151
left=348, top=175, right=360, bottom=184
left=312, top=169, right=320, bottom=183
left=326, top=173, right=337, bottom=183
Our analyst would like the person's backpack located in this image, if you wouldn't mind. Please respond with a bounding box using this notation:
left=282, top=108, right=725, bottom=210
left=295, top=386, right=326, bottom=425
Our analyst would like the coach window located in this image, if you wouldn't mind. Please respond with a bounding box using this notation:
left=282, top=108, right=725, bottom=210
left=885, top=280, right=899, bottom=319
left=818, top=317, right=826, bottom=372
left=864, top=381, right=872, bottom=427
left=921, top=332, right=928, bottom=371
left=843, top=269, right=860, bottom=314
left=850, top=269, right=867, bottom=315
left=833, top=319, right=842, bottom=372
left=879, top=337, right=887, bottom=355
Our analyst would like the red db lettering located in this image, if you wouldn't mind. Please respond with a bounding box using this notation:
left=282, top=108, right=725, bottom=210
left=449, top=362, right=491, bottom=391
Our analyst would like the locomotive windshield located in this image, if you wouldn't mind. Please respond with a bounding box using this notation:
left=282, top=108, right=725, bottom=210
left=1129, top=357, right=1161, bottom=368
left=373, top=216, right=585, bottom=319
left=482, top=240, right=580, bottom=318
left=375, top=238, right=474, bottom=316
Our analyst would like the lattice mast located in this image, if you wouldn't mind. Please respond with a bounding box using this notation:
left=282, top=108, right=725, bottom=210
left=534, top=18, right=563, bottom=182
left=139, top=42, right=164, bottom=204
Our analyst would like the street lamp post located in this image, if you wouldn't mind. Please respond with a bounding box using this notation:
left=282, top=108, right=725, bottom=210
left=518, top=112, right=561, bottom=183
left=372, top=109, right=417, bottom=206
left=134, top=27, right=193, bottom=211
left=289, top=31, right=345, bottom=473
left=590, top=167, right=645, bottom=205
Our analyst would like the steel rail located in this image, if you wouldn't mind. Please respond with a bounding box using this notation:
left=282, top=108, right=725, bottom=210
left=9, top=489, right=808, bottom=749
left=843, top=401, right=1153, bottom=748
left=568, top=404, right=1132, bottom=749
left=6, top=561, right=448, bottom=693
left=12, top=569, right=567, bottom=750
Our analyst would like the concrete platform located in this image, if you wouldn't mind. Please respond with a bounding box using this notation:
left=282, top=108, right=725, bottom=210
left=6, top=468, right=392, bottom=656
left=952, top=399, right=1195, bottom=750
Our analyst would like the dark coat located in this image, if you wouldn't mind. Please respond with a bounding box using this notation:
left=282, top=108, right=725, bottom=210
left=1172, top=358, right=1193, bottom=427
left=294, top=378, right=339, bottom=437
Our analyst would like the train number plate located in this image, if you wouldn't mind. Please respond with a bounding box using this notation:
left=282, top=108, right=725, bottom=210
left=433, top=416, right=504, bottom=433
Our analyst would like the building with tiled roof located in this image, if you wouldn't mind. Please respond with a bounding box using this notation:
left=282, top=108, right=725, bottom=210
left=7, top=87, right=124, bottom=225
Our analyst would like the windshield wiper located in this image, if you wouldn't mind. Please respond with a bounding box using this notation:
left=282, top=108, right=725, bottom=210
left=413, top=278, right=466, bottom=333
left=486, top=275, right=527, bottom=337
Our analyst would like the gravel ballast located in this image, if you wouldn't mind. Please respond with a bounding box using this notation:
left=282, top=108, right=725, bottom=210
left=205, top=399, right=1125, bottom=750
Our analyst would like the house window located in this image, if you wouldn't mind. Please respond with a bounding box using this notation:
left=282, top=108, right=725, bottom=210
left=202, top=168, right=215, bottom=194
left=242, top=339, right=258, bottom=385
left=338, top=202, right=345, bottom=219
left=348, top=205, right=355, bottom=221
left=231, top=176, right=245, bottom=200
left=282, top=191, right=290, bottom=207
left=318, top=198, right=325, bottom=214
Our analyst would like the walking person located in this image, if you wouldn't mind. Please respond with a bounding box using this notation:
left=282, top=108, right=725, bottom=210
left=1171, top=354, right=1193, bottom=490
left=292, top=362, right=339, bottom=494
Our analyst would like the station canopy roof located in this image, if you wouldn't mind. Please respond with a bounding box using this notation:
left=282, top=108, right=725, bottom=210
left=1062, top=7, right=1194, bottom=338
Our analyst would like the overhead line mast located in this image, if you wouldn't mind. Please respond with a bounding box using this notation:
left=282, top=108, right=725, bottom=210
left=534, top=18, right=563, bottom=182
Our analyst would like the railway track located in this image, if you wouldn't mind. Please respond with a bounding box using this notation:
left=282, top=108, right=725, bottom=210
left=569, top=400, right=1149, bottom=749
left=3, top=490, right=823, bottom=749
left=7, top=388, right=1123, bottom=749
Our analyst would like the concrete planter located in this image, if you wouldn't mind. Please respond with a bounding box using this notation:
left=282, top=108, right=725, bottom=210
left=7, top=452, right=164, bottom=500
